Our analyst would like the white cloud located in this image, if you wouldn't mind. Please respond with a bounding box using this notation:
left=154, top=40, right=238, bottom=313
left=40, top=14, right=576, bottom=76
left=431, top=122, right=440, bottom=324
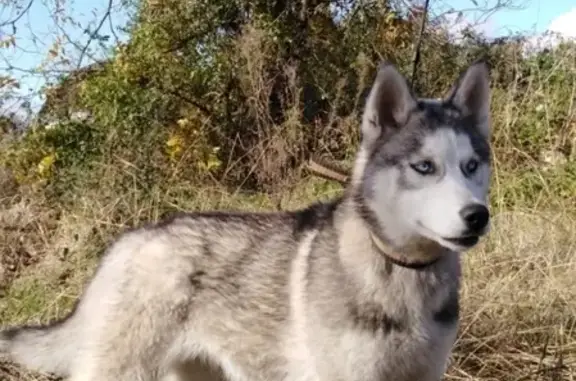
left=524, top=7, right=576, bottom=54
left=548, top=7, right=576, bottom=38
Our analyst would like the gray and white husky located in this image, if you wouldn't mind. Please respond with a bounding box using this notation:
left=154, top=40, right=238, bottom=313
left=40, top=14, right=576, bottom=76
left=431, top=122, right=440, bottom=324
left=0, top=60, right=492, bottom=381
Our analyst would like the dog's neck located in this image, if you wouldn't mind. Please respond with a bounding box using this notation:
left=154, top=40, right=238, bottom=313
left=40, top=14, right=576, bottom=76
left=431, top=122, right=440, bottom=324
left=369, top=233, right=444, bottom=270
left=336, top=193, right=450, bottom=271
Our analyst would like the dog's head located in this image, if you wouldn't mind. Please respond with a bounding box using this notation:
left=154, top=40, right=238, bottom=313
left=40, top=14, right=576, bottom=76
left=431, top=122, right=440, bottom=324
left=352, top=61, right=491, bottom=252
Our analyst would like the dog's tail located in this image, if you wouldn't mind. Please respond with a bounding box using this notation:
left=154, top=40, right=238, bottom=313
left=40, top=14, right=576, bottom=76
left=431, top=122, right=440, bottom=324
left=0, top=307, right=80, bottom=376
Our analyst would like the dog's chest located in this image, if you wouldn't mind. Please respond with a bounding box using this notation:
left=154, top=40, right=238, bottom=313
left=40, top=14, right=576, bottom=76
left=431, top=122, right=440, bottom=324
left=373, top=312, right=457, bottom=379
left=343, top=295, right=459, bottom=379
left=302, top=270, right=461, bottom=381
left=293, top=306, right=458, bottom=381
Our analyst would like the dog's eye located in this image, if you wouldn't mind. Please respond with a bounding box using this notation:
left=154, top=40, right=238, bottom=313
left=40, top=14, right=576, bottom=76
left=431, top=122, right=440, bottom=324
left=410, top=160, right=436, bottom=175
left=463, top=159, right=479, bottom=175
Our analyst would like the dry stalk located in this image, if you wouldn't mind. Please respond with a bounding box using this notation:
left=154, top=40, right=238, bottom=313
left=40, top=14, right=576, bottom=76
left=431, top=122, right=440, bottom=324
left=306, top=156, right=350, bottom=185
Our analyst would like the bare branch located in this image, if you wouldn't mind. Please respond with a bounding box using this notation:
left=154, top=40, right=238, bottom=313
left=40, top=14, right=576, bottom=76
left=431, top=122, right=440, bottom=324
left=77, top=0, right=114, bottom=69
left=410, top=0, right=431, bottom=89
left=108, top=11, right=120, bottom=44
left=306, top=157, right=349, bottom=185
left=0, top=0, right=34, bottom=29
left=55, top=22, right=98, bottom=65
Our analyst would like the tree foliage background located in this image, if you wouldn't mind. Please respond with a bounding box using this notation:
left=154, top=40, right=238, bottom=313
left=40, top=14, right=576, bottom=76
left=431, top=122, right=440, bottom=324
left=0, top=0, right=574, bottom=211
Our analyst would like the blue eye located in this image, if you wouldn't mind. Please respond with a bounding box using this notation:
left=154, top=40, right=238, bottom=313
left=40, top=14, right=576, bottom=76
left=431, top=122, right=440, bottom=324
left=410, top=160, right=436, bottom=175
left=463, top=159, right=479, bottom=175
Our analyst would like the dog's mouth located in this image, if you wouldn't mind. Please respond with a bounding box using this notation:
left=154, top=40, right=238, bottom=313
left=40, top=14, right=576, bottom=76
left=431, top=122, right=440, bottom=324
left=417, top=221, right=485, bottom=251
left=442, top=235, right=479, bottom=248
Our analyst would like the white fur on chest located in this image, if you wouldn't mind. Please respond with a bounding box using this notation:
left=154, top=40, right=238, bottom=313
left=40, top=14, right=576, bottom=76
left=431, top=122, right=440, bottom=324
left=284, top=229, right=459, bottom=381
left=337, top=317, right=457, bottom=381
left=285, top=306, right=457, bottom=381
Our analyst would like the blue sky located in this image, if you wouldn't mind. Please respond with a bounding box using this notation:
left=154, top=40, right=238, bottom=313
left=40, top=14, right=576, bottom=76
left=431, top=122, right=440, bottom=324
left=0, top=0, right=131, bottom=114
left=0, top=0, right=575, bottom=116
left=439, top=0, right=576, bottom=37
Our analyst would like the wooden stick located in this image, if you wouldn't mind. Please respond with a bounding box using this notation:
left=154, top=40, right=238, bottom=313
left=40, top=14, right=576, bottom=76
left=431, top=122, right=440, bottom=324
left=306, top=157, right=350, bottom=186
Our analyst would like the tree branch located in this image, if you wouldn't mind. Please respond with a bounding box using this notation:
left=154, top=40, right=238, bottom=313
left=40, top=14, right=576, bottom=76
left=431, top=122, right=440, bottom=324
left=76, top=0, right=114, bottom=69
left=410, top=0, right=431, bottom=90
left=0, top=0, right=35, bottom=29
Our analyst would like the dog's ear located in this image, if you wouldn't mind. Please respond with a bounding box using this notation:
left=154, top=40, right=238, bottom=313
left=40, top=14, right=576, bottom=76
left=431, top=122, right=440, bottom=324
left=445, top=60, right=491, bottom=138
left=361, top=62, right=417, bottom=146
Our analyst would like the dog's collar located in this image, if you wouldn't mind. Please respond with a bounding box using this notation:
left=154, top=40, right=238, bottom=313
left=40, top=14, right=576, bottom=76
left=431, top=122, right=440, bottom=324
left=369, top=233, right=441, bottom=270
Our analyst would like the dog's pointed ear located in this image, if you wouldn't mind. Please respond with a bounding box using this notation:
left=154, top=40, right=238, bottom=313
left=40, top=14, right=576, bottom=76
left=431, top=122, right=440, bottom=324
left=361, top=62, right=417, bottom=146
left=445, top=60, right=491, bottom=138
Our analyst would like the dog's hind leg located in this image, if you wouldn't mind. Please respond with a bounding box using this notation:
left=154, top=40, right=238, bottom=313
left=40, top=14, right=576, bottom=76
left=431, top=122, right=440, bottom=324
left=64, top=297, right=196, bottom=381
left=62, top=232, right=205, bottom=381
left=65, top=350, right=155, bottom=381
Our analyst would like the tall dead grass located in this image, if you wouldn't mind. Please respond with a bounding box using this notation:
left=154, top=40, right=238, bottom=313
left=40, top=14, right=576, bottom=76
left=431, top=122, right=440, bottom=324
left=453, top=211, right=576, bottom=380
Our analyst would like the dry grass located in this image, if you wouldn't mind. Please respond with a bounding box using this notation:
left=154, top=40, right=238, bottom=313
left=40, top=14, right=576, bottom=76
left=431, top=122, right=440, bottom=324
left=0, top=176, right=575, bottom=380
left=453, top=210, right=576, bottom=380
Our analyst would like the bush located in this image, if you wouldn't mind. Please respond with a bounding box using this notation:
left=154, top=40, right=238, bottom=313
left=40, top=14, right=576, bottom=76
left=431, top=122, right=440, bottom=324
left=1, top=0, right=574, bottom=211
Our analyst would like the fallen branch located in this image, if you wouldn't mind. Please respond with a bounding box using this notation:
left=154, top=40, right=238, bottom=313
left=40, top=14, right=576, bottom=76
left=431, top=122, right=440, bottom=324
left=306, top=157, right=350, bottom=186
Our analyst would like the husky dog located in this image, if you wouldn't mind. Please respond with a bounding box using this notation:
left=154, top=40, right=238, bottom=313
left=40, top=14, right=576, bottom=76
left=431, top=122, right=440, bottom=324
left=0, top=60, right=492, bottom=381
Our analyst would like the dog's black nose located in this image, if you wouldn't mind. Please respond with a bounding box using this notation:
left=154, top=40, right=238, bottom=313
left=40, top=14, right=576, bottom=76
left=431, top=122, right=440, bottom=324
left=460, top=203, right=489, bottom=232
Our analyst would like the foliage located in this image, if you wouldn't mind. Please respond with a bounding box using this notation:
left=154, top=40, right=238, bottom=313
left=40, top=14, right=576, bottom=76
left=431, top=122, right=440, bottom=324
left=0, top=0, right=574, bottom=210
left=0, top=120, right=105, bottom=200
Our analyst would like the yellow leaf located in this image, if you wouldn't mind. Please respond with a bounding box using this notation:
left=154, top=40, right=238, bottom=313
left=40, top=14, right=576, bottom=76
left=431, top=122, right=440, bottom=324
left=165, top=134, right=184, bottom=161
left=37, top=153, right=56, bottom=177
left=176, top=118, right=189, bottom=128
left=166, top=135, right=182, bottom=147
left=197, top=146, right=222, bottom=172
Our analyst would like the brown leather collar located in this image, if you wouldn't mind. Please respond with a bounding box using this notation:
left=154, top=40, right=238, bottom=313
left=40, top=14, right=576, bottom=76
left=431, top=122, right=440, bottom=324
left=369, top=233, right=441, bottom=270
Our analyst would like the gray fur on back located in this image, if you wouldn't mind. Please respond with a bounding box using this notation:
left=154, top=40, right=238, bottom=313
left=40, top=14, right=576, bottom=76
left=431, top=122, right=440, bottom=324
left=0, top=60, right=492, bottom=381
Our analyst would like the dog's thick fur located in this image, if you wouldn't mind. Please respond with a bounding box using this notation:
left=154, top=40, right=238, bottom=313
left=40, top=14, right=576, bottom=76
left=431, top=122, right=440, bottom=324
left=0, top=61, right=492, bottom=381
